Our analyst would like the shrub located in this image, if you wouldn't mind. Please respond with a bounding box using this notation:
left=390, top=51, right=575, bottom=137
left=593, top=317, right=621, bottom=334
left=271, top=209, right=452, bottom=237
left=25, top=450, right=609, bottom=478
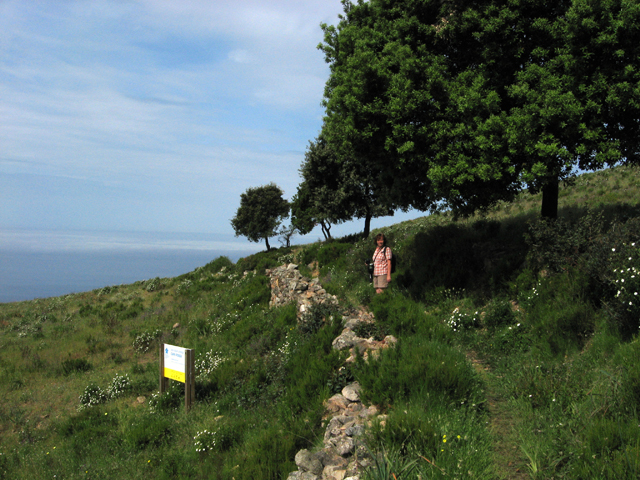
left=176, top=279, right=193, bottom=295
left=105, top=373, right=131, bottom=399
left=204, top=255, right=234, bottom=273
left=194, top=421, right=243, bottom=453
left=132, top=329, right=162, bottom=353
left=61, top=358, right=93, bottom=375
left=525, top=211, right=606, bottom=274
left=367, top=404, right=439, bottom=458
left=354, top=338, right=481, bottom=408
left=483, top=298, right=517, bottom=329
left=148, top=381, right=183, bottom=413
left=78, top=384, right=108, bottom=409
left=316, top=242, right=352, bottom=269
left=446, top=308, right=480, bottom=332
left=124, top=413, right=172, bottom=450
left=369, top=293, right=447, bottom=339
left=352, top=321, right=388, bottom=341
left=606, top=242, right=640, bottom=337
left=298, top=303, right=340, bottom=337
left=526, top=272, right=596, bottom=355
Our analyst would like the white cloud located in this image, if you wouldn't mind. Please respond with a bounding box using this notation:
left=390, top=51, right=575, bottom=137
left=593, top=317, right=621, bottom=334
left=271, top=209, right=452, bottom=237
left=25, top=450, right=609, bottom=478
left=0, top=0, right=345, bottom=238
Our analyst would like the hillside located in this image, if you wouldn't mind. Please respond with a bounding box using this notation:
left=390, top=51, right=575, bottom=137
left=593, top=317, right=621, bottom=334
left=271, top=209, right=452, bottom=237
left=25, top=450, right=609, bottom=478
left=1, top=165, right=640, bottom=479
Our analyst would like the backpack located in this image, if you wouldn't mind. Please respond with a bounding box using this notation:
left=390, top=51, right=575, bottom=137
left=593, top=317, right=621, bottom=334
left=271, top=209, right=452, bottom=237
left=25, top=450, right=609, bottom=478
left=384, top=247, right=397, bottom=274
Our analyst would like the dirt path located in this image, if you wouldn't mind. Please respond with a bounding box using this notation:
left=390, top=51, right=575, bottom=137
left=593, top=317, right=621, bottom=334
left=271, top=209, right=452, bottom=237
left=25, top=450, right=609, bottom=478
left=468, top=352, right=530, bottom=479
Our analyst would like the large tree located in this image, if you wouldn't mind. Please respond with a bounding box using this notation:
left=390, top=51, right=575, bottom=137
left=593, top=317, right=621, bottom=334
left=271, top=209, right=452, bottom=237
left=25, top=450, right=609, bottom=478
left=295, top=136, right=393, bottom=239
left=230, top=183, right=290, bottom=251
left=319, top=0, right=640, bottom=218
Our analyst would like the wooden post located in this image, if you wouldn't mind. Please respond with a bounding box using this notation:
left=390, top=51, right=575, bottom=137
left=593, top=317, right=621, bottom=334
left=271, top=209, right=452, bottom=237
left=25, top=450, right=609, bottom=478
left=185, top=349, right=195, bottom=413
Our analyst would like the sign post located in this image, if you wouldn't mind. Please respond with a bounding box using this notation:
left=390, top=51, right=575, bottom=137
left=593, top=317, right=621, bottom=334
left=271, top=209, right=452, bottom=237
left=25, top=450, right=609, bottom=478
left=160, top=344, right=195, bottom=413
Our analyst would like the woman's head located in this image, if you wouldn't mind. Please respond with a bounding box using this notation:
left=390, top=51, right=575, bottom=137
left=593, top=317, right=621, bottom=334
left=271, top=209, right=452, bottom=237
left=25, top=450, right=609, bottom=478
left=374, top=233, right=386, bottom=247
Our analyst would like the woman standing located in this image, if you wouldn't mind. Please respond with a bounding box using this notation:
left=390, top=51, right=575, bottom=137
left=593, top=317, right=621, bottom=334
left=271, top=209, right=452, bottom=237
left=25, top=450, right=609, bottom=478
left=372, top=233, right=392, bottom=294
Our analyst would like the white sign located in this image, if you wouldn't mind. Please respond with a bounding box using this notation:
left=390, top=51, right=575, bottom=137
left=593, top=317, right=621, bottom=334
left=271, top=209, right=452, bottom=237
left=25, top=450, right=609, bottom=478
left=164, top=344, right=186, bottom=383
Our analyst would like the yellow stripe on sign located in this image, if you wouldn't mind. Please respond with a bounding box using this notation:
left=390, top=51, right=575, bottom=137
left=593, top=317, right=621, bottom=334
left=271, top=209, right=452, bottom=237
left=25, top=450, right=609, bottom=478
left=164, top=367, right=185, bottom=383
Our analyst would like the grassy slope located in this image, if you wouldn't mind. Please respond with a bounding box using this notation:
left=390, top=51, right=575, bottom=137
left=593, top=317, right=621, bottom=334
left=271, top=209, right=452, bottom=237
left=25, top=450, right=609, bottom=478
left=1, top=165, right=640, bottom=479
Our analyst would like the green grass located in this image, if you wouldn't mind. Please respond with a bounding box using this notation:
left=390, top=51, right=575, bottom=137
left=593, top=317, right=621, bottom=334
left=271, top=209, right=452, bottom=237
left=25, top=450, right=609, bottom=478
left=2, top=165, right=640, bottom=479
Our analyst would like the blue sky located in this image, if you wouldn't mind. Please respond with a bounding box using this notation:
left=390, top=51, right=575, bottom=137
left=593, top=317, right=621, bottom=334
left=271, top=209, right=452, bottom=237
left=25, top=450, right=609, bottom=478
left=0, top=0, right=425, bottom=254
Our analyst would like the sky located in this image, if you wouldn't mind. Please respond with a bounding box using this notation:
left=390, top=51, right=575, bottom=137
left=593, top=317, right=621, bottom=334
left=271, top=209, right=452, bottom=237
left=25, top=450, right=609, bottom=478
left=0, top=0, right=426, bottom=255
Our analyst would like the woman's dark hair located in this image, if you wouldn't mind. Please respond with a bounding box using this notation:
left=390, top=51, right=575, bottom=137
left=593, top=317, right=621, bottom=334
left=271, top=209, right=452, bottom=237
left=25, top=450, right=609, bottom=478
left=374, top=233, right=386, bottom=246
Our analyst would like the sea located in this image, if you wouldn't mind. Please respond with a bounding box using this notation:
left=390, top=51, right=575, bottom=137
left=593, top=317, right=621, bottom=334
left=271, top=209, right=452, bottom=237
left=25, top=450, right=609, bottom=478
left=0, top=230, right=261, bottom=304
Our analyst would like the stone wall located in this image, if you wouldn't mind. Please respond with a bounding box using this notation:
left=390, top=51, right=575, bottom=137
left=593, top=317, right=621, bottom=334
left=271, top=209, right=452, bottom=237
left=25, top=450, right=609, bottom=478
left=266, top=264, right=397, bottom=480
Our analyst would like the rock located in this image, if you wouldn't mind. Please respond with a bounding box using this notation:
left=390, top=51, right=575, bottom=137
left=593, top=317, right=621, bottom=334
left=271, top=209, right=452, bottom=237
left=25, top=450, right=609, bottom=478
left=136, top=396, right=146, bottom=404
left=383, top=335, right=398, bottom=346
left=345, top=424, right=364, bottom=437
left=336, top=437, right=356, bottom=456
left=332, top=330, right=357, bottom=351
left=324, top=394, right=350, bottom=413
left=323, top=466, right=347, bottom=480
left=295, top=449, right=323, bottom=476
left=341, top=383, right=361, bottom=402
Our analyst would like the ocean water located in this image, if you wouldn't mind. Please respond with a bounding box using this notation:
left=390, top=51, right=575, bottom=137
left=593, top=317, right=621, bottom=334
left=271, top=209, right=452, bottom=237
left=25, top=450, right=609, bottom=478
left=0, top=248, right=256, bottom=304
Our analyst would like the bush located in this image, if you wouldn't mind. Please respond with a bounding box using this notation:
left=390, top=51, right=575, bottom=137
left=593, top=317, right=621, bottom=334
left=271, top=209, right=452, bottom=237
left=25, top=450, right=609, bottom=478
left=132, top=329, right=162, bottom=353
left=367, top=404, right=439, bottom=458
left=483, top=298, right=517, bottom=329
left=124, top=413, right=172, bottom=450
left=369, top=293, right=447, bottom=339
left=316, top=242, right=352, bottom=269
left=606, top=241, right=640, bottom=337
left=61, top=358, right=93, bottom=375
left=194, top=420, right=244, bottom=453
left=298, top=303, right=340, bottom=337
left=525, top=211, right=606, bottom=274
left=354, top=338, right=482, bottom=408
left=522, top=272, right=596, bottom=355
left=204, top=255, right=234, bottom=273
left=78, top=383, right=108, bottom=408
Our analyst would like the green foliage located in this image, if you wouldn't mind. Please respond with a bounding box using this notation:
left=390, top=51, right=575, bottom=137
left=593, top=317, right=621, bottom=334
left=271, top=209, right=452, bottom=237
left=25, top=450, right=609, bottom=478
left=368, top=405, right=439, bottom=458
left=608, top=241, right=640, bottom=337
left=61, top=357, right=92, bottom=375
left=320, top=0, right=640, bottom=219
left=369, top=292, right=447, bottom=339
left=525, top=211, right=607, bottom=274
left=132, top=328, right=162, bottom=353
left=399, top=220, right=525, bottom=299
left=483, top=298, right=517, bottom=329
left=352, top=321, right=388, bottom=341
left=316, top=242, right=352, bottom=270
left=298, top=302, right=340, bottom=337
left=230, top=183, right=290, bottom=251
left=527, top=273, right=597, bottom=355
left=124, top=413, right=172, bottom=450
left=354, top=338, right=481, bottom=408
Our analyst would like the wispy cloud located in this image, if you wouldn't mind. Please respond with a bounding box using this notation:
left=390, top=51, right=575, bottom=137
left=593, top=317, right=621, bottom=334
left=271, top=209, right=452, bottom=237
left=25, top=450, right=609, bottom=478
left=0, top=0, right=343, bottom=243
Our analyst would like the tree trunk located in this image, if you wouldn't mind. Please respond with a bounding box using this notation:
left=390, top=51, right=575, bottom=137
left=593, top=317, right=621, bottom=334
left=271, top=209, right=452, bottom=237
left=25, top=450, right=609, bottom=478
left=320, top=221, right=332, bottom=241
left=265, top=236, right=271, bottom=251
left=541, top=177, right=559, bottom=219
left=363, top=214, right=372, bottom=239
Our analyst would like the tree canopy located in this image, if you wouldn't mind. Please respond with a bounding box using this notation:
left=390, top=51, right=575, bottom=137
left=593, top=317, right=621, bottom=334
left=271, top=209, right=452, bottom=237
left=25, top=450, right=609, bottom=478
left=319, top=0, right=640, bottom=218
left=230, top=183, right=290, bottom=251
left=293, top=136, right=393, bottom=239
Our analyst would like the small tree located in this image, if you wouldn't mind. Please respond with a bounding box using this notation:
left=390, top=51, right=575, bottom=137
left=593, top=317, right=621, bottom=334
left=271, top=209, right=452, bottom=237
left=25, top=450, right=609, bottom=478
left=230, top=183, right=290, bottom=251
left=277, top=224, right=297, bottom=248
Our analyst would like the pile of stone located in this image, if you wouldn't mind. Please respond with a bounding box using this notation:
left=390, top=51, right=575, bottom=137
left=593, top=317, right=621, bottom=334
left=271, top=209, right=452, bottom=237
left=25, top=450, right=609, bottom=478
left=288, top=382, right=387, bottom=480
left=267, top=264, right=339, bottom=317
left=266, top=264, right=397, bottom=480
